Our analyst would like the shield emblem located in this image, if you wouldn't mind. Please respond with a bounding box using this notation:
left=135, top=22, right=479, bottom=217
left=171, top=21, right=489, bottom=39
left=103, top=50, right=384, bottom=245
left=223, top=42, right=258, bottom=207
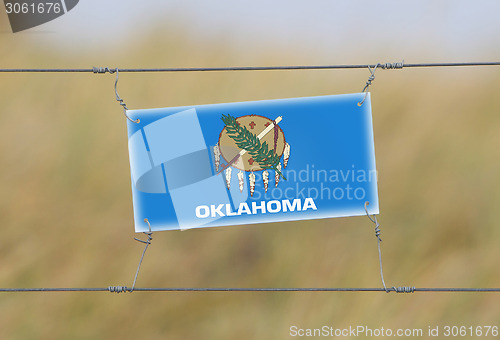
left=215, top=114, right=291, bottom=196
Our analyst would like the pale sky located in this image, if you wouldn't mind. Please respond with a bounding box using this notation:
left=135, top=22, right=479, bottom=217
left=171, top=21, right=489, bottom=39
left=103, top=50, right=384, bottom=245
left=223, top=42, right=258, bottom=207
left=3, top=0, right=500, bottom=61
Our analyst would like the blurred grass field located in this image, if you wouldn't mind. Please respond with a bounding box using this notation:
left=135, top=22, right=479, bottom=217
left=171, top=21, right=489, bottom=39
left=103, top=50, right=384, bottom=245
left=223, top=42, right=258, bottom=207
left=1, top=18, right=500, bottom=340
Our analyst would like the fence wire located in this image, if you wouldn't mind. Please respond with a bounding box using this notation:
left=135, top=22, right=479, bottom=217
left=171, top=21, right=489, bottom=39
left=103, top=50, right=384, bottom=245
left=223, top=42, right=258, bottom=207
left=0, top=61, right=499, bottom=73
left=1, top=287, right=499, bottom=294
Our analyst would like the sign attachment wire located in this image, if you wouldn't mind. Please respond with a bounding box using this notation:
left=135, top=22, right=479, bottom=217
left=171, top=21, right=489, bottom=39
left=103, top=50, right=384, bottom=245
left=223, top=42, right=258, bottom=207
left=92, top=66, right=139, bottom=123
left=364, top=201, right=415, bottom=293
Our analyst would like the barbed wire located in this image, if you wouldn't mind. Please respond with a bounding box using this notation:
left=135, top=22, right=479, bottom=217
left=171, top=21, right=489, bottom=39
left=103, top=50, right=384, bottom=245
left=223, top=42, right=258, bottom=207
left=0, top=61, right=499, bottom=73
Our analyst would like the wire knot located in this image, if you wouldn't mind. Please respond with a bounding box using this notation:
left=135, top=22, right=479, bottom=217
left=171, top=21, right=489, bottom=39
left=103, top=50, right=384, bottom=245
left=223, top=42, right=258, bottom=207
left=358, top=64, right=379, bottom=106
left=391, top=286, right=416, bottom=293
left=134, top=219, right=153, bottom=245
left=364, top=73, right=375, bottom=89
left=108, top=286, right=129, bottom=293
left=92, top=67, right=116, bottom=74
left=364, top=201, right=382, bottom=242
left=380, top=61, right=404, bottom=69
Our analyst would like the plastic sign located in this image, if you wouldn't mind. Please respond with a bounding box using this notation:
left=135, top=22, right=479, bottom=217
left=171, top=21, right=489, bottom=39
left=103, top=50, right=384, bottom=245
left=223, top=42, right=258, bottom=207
left=126, top=93, right=379, bottom=232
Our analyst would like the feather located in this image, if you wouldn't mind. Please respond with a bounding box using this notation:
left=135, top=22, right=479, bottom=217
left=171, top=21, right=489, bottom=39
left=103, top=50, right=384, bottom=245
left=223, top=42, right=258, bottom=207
left=237, top=170, right=244, bottom=192
left=275, top=161, right=282, bottom=187
left=249, top=171, right=256, bottom=197
left=263, top=170, right=269, bottom=192
left=283, top=143, right=290, bottom=168
left=214, top=144, right=221, bottom=171
left=225, top=167, right=232, bottom=189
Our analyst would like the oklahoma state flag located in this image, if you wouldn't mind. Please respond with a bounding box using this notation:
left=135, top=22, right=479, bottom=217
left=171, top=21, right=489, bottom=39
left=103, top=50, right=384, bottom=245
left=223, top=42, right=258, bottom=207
left=126, top=93, right=379, bottom=232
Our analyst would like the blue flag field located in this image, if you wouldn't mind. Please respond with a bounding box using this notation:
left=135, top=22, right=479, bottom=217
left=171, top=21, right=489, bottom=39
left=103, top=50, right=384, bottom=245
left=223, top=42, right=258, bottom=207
left=126, top=93, right=379, bottom=232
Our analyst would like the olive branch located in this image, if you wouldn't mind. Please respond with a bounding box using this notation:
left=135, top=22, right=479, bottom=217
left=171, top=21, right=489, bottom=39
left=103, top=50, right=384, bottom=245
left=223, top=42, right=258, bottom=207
left=221, top=114, right=286, bottom=180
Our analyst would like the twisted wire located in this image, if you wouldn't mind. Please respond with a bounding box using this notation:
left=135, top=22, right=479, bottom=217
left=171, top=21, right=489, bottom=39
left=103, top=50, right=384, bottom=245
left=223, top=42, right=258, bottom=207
left=380, top=61, right=404, bottom=69
left=130, top=219, right=154, bottom=292
left=92, top=67, right=115, bottom=74
left=112, top=68, right=140, bottom=124
left=364, top=201, right=389, bottom=292
left=391, top=286, right=416, bottom=293
left=358, top=64, right=380, bottom=106
left=108, top=286, right=129, bottom=293
left=364, top=202, right=417, bottom=294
